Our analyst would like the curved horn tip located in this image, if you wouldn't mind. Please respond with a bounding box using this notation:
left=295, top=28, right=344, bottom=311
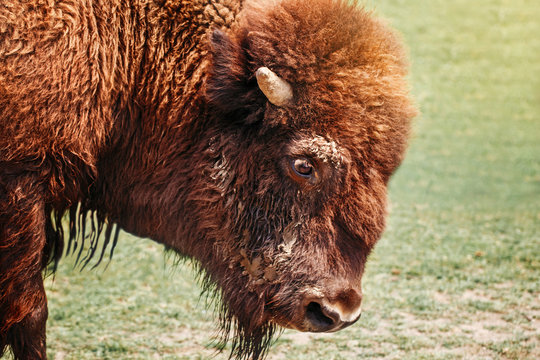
left=255, top=67, right=293, bottom=107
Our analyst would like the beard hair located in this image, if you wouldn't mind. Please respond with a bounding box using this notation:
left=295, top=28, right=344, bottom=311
left=195, top=263, right=280, bottom=360
left=218, top=309, right=277, bottom=360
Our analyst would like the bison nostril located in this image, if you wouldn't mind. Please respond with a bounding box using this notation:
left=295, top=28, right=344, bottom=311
left=301, top=289, right=363, bottom=332
left=305, top=301, right=336, bottom=328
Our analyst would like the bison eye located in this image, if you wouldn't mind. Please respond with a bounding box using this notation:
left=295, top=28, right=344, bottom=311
left=291, top=158, right=314, bottom=177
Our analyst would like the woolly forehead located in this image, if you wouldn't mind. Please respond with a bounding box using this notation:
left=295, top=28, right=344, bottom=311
left=239, top=0, right=411, bottom=131
left=242, top=0, right=408, bottom=85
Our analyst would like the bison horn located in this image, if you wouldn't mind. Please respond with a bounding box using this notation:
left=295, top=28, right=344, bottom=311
left=255, top=67, right=293, bottom=107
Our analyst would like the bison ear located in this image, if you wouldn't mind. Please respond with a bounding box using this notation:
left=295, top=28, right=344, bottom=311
left=206, top=29, right=265, bottom=121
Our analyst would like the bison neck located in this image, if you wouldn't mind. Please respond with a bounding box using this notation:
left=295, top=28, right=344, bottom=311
left=92, top=0, right=243, bottom=255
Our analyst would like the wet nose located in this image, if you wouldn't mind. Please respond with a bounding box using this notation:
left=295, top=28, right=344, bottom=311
left=302, top=288, right=363, bottom=332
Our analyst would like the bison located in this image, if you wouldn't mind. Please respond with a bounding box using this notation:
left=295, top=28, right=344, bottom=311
left=0, top=0, right=415, bottom=359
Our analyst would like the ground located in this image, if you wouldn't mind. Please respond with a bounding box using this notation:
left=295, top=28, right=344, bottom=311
left=2, top=0, right=540, bottom=359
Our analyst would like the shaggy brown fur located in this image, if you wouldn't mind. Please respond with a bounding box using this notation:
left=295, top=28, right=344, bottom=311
left=0, top=0, right=415, bottom=359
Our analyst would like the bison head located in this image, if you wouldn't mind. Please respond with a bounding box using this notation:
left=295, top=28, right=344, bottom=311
left=96, top=1, right=415, bottom=359
left=185, top=1, right=415, bottom=358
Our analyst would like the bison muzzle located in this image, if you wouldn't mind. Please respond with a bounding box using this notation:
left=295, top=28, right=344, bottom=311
left=0, top=0, right=416, bottom=359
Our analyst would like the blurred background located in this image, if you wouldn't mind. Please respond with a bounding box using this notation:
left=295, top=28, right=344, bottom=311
left=38, top=0, right=539, bottom=359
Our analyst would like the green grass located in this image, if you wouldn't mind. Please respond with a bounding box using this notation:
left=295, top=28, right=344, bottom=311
left=8, top=0, right=540, bottom=359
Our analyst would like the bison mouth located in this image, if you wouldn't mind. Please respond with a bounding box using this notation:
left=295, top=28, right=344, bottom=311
left=267, top=287, right=362, bottom=333
left=199, top=259, right=362, bottom=360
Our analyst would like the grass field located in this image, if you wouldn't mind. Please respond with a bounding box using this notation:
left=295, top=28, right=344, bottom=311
left=13, top=0, right=540, bottom=359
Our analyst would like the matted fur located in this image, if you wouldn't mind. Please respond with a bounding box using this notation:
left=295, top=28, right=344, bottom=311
left=0, top=0, right=416, bottom=359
